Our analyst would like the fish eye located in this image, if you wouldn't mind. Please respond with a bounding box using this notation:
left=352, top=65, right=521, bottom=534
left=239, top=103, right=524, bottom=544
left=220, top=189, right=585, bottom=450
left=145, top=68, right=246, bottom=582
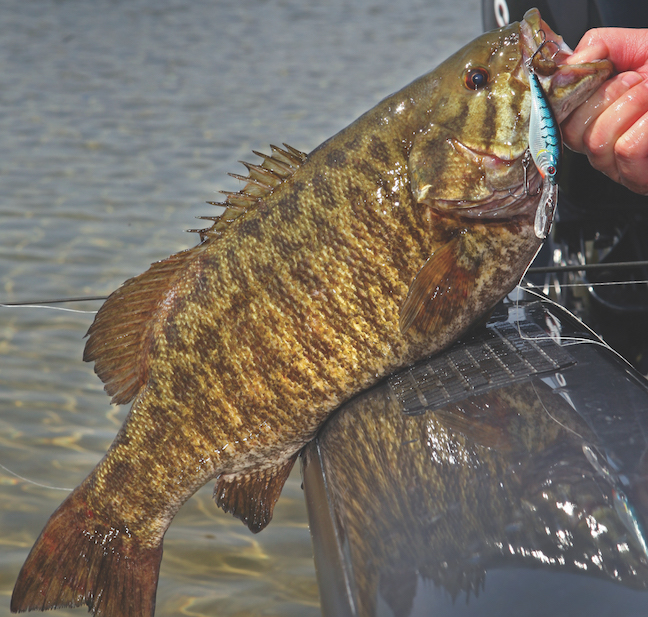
left=464, top=67, right=490, bottom=90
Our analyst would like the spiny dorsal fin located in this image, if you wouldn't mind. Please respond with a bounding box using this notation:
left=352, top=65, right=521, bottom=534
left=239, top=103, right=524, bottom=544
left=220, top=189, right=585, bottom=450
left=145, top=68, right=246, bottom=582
left=214, top=454, right=298, bottom=533
left=192, top=144, right=307, bottom=242
left=399, top=235, right=478, bottom=335
left=83, top=244, right=206, bottom=405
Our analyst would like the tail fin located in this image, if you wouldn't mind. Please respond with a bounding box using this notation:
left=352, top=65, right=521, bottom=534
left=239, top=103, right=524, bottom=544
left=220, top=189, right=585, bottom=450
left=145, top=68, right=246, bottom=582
left=11, top=487, right=163, bottom=616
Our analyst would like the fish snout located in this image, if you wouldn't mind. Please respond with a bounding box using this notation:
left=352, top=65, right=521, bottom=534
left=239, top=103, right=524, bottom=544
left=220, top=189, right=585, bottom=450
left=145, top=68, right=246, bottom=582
left=521, top=9, right=613, bottom=123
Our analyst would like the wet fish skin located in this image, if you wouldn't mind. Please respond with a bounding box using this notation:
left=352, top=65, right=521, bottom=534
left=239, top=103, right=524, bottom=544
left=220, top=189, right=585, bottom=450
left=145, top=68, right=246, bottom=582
left=11, top=10, right=612, bottom=617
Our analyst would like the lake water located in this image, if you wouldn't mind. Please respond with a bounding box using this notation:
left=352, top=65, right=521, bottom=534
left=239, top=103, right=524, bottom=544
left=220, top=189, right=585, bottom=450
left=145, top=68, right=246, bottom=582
left=0, top=1, right=481, bottom=615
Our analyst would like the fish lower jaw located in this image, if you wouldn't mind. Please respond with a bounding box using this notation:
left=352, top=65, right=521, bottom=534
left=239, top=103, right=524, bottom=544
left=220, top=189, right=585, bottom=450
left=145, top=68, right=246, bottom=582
left=433, top=185, right=542, bottom=220
left=547, top=61, right=614, bottom=122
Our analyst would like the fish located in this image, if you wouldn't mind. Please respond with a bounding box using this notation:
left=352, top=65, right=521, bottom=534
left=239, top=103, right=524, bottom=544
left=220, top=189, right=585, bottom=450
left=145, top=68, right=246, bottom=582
left=11, top=9, right=611, bottom=617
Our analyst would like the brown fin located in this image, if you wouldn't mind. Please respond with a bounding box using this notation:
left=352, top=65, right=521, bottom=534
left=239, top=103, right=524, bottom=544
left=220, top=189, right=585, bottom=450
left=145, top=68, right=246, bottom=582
left=11, top=487, right=162, bottom=617
left=198, top=144, right=307, bottom=241
left=214, top=454, right=298, bottom=533
left=399, top=235, right=476, bottom=335
left=83, top=245, right=204, bottom=405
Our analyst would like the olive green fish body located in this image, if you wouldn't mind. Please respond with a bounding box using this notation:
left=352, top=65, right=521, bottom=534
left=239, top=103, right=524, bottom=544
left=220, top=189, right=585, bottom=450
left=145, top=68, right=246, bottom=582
left=80, top=100, right=545, bottom=543
left=12, top=10, right=612, bottom=616
left=80, top=126, right=540, bottom=550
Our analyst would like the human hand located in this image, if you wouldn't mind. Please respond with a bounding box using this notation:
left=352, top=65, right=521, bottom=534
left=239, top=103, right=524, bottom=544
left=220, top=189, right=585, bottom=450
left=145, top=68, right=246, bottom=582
left=561, top=28, right=648, bottom=195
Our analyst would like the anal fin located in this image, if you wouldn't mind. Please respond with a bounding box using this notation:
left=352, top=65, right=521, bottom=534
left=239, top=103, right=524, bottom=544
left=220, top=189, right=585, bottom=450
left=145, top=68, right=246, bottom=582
left=214, top=454, right=298, bottom=533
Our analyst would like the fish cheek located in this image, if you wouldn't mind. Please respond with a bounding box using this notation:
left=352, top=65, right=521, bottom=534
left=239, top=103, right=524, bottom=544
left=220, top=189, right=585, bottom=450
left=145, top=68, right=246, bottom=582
left=408, top=126, right=490, bottom=205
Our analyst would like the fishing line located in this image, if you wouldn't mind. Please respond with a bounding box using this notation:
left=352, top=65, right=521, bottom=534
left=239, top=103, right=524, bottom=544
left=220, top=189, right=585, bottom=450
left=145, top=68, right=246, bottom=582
left=530, top=380, right=587, bottom=442
left=512, top=283, right=641, bottom=365
left=509, top=245, right=618, bottom=351
left=527, top=260, right=648, bottom=274
left=528, top=279, right=648, bottom=290
left=1, top=295, right=108, bottom=305
left=0, top=297, right=104, bottom=490
left=1, top=295, right=107, bottom=314
left=0, top=462, right=73, bottom=492
left=0, top=304, right=98, bottom=314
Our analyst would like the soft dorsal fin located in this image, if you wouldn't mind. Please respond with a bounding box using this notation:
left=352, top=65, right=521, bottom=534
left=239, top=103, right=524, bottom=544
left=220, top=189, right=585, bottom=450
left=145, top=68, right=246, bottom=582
left=399, top=235, right=477, bottom=335
left=84, top=144, right=306, bottom=405
left=192, top=144, right=307, bottom=242
left=83, top=244, right=205, bottom=405
left=214, top=454, right=298, bottom=533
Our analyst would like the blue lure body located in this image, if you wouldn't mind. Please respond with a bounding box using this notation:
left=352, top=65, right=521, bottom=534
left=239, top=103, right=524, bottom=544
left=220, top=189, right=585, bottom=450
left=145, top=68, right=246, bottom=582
left=526, top=38, right=562, bottom=238
left=527, top=62, right=562, bottom=185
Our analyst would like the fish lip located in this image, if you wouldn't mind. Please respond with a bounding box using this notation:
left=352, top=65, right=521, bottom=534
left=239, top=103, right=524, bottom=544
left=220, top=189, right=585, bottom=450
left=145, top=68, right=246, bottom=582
left=439, top=194, right=536, bottom=219
left=520, top=8, right=613, bottom=122
left=519, top=8, right=571, bottom=69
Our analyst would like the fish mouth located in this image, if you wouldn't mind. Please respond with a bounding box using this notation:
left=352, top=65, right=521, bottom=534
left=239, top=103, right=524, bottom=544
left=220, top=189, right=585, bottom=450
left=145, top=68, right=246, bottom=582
left=433, top=140, right=545, bottom=219
left=442, top=9, right=613, bottom=220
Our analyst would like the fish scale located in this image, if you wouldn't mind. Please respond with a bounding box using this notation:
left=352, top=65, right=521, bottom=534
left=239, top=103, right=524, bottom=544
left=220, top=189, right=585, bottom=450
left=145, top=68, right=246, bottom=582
left=11, top=9, right=611, bottom=617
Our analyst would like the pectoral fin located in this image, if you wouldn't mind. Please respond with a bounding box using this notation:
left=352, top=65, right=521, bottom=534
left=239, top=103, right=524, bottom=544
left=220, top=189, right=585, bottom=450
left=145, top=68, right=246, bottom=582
left=400, top=236, right=476, bottom=336
left=214, top=454, right=298, bottom=533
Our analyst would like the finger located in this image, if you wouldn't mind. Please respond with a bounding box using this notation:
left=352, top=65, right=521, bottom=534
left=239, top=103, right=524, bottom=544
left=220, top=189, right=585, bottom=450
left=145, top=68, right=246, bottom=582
left=562, top=72, right=643, bottom=153
left=584, top=79, right=648, bottom=184
left=567, top=28, right=648, bottom=74
left=566, top=37, right=609, bottom=66
left=615, top=109, right=648, bottom=195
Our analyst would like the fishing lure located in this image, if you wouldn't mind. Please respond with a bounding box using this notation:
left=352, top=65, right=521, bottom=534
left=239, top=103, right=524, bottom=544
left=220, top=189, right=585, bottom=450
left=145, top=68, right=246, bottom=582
left=534, top=176, right=558, bottom=239
left=526, top=31, right=562, bottom=239
left=527, top=32, right=562, bottom=186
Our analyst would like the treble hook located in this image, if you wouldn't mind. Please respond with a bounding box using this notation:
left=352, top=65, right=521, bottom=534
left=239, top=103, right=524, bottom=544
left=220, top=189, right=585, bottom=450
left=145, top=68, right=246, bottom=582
left=509, top=149, right=541, bottom=198
left=526, top=29, right=547, bottom=73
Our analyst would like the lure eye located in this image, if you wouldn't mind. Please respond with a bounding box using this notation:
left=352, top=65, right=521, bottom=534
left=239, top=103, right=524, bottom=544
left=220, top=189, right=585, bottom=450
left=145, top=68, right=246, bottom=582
left=546, top=165, right=556, bottom=176
left=464, top=67, right=490, bottom=90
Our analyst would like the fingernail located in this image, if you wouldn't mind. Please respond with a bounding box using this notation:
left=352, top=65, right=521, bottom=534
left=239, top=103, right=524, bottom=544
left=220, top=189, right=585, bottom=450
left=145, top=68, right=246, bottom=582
left=621, top=72, right=643, bottom=89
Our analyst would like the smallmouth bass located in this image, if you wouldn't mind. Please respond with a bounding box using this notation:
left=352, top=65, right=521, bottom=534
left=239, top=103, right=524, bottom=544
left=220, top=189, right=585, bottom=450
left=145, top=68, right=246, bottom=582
left=12, top=9, right=611, bottom=617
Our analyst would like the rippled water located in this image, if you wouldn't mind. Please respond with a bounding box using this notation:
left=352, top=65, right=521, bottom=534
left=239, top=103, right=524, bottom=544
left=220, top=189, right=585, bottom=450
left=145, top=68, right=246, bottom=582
left=0, top=0, right=480, bottom=615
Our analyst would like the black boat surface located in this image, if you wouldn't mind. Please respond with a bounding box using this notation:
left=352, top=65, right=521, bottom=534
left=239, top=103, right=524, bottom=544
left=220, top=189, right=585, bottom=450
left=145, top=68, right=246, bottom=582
left=302, top=288, right=648, bottom=616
